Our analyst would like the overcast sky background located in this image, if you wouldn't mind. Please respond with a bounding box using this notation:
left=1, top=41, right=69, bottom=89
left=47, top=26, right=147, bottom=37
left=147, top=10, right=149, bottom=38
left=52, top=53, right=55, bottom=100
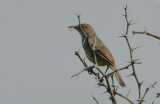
left=0, top=0, right=160, bottom=104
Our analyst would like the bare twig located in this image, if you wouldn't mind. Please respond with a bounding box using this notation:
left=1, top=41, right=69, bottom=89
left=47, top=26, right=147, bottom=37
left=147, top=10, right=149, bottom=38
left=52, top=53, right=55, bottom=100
left=133, top=31, right=160, bottom=40
left=71, top=65, right=95, bottom=78
left=76, top=15, right=87, bottom=45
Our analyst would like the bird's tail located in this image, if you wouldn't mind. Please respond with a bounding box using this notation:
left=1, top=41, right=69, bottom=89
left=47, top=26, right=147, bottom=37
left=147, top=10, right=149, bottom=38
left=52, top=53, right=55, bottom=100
left=110, top=66, right=126, bottom=87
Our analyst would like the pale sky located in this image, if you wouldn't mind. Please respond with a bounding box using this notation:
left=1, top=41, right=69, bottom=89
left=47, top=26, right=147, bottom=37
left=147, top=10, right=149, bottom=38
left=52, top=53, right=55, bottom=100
left=0, top=0, right=160, bottom=104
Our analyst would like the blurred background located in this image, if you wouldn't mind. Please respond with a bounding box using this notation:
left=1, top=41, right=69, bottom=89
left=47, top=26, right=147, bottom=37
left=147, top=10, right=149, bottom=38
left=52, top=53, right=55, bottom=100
left=0, top=0, right=160, bottom=104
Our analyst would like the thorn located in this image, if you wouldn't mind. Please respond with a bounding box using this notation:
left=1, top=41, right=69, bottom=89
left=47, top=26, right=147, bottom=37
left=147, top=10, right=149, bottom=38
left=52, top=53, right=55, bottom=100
left=137, top=99, right=145, bottom=102
left=134, top=58, right=141, bottom=62
left=125, top=60, right=131, bottom=63
left=127, top=89, right=131, bottom=97
left=129, top=20, right=133, bottom=24
left=75, top=51, right=80, bottom=55
left=130, top=22, right=136, bottom=26
left=124, top=5, right=127, bottom=10
left=135, top=62, right=142, bottom=64
left=109, top=96, right=112, bottom=100
left=129, top=20, right=132, bottom=23
left=139, top=81, right=145, bottom=86
left=144, top=26, right=147, bottom=32
left=121, top=14, right=125, bottom=16
left=130, top=60, right=135, bottom=64
left=129, top=59, right=141, bottom=65
left=115, top=86, right=119, bottom=91
left=126, top=74, right=133, bottom=77
left=96, top=84, right=102, bottom=88
left=118, top=35, right=125, bottom=38
left=133, top=31, right=136, bottom=35
left=75, top=13, right=82, bottom=17
left=157, top=92, right=160, bottom=98
left=151, top=82, right=157, bottom=88
left=133, top=46, right=141, bottom=51
left=130, top=34, right=135, bottom=40
left=131, top=48, right=134, bottom=52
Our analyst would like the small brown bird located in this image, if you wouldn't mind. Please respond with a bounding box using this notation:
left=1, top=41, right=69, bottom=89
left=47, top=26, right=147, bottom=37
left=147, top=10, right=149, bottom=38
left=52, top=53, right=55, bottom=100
left=68, top=24, right=126, bottom=87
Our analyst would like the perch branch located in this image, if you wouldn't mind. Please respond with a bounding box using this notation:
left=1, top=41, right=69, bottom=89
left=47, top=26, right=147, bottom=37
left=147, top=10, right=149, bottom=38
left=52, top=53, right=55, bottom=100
left=72, top=51, right=100, bottom=79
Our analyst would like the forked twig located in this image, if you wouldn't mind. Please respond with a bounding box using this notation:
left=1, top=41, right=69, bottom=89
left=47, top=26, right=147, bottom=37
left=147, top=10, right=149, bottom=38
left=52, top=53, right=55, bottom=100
left=138, top=82, right=157, bottom=104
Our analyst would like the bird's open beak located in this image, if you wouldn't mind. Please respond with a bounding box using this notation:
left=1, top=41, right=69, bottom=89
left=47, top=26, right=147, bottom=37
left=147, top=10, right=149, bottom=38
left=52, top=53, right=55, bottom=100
left=68, top=26, right=75, bottom=31
left=68, top=26, right=75, bottom=29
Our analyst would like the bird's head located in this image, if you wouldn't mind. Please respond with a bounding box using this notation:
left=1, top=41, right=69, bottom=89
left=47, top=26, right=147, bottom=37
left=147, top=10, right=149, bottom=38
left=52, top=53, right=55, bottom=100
left=68, top=24, right=95, bottom=38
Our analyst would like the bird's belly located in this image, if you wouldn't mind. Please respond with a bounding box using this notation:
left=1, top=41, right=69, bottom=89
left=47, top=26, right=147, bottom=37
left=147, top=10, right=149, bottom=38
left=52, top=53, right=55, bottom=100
left=84, top=48, right=107, bottom=66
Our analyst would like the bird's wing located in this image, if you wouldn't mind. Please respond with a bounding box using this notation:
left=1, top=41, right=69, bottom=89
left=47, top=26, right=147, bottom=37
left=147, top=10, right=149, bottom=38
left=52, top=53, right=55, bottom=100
left=88, top=36, right=115, bottom=66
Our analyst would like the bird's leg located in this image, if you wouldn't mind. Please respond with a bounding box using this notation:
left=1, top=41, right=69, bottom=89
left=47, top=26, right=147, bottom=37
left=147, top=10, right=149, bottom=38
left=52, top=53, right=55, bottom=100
left=105, top=65, right=110, bottom=73
left=99, top=65, right=109, bottom=83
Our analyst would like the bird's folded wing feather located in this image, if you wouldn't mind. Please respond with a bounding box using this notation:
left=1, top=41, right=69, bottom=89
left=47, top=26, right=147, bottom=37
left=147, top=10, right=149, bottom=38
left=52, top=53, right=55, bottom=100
left=88, top=36, right=115, bottom=66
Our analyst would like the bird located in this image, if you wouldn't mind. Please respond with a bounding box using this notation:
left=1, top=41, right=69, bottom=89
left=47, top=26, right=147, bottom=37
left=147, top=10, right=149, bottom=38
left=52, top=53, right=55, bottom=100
left=68, top=24, right=126, bottom=87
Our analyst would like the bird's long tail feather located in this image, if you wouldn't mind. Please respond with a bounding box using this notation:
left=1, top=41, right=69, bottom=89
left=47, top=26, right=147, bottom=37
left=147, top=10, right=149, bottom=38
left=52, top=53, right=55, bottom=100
left=110, top=66, right=126, bottom=87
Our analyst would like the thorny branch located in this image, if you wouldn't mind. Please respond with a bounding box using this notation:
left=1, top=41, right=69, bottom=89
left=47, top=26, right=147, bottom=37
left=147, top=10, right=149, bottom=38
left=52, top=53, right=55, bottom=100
left=71, top=6, right=159, bottom=104
left=122, top=5, right=142, bottom=100
left=107, top=63, right=132, bottom=76
left=122, top=5, right=159, bottom=104
left=133, top=31, right=160, bottom=40
left=138, top=82, right=157, bottom=104
left=114, top=90, right=135, bottom=104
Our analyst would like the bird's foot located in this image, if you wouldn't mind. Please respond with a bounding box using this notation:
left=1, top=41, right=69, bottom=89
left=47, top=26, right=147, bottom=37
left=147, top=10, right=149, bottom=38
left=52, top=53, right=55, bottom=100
left=87, top=68, right=94, bottom=75
left=99, top=77, right=104, bottom=83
